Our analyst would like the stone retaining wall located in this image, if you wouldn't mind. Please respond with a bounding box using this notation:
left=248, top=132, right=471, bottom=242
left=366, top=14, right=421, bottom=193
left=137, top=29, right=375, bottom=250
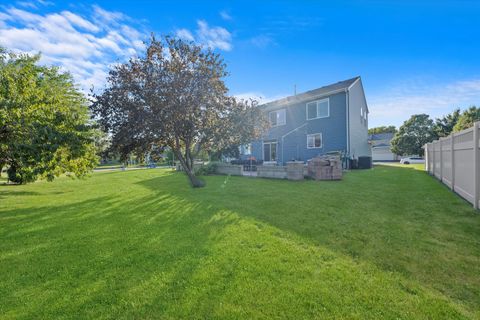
left=257, top=165, right=287, bottom=179
left=215, top=163, right=244, bottom=176
left=307, top=155, right=343, bottom=180
left=286, top=161, right=305, bottom=180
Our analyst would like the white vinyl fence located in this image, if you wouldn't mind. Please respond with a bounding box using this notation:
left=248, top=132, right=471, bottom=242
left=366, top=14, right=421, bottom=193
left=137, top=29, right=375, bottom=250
left=425, top=122, right=480, bottom=209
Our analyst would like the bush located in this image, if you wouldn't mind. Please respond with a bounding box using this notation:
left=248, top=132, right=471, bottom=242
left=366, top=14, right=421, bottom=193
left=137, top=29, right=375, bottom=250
left=196, top=162, right=219, bottom=176
left=7, top=165, right=35, bottom=184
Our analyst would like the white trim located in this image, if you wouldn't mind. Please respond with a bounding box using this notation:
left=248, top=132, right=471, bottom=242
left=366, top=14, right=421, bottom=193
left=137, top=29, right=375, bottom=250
left=306, top=98, right=330, bottom=120
left=346, top=91, right=350, bottom=155
left=348, top=77, right=369, bottom=114
left=305, top=88, right=346, bottom=102
left=307, top=133, right=323, bottom=149
left=347, top=77, right=361, bottom=90
left=473, top=122, right=479, bottom=209
left=268, top=108, right=286, bottom=127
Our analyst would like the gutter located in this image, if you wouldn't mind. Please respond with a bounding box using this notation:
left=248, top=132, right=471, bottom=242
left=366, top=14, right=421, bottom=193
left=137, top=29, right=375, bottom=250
left=346, top=89, right=350, bottom=156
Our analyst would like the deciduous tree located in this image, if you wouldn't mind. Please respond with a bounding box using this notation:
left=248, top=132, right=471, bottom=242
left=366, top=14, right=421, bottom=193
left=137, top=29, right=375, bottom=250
left=390, top=114, right=435, bottom=157
left=368, top=125, right=396, bottom=135
left=453, top=106, right=480, bottom=132
left=0, top=50, right=98, bottom=184
left=91, top=36, right=267, bottom=187
left=434, top=108, right=460, bottom=137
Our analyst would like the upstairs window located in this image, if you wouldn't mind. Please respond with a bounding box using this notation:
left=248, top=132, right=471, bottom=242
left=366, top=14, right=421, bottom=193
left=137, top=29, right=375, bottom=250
left=361, top=107, right=368, bottom=125
left=269, top=109, right=286, bottom=126
left=306, top=98, right=329, bottom=120
left=307, top=133, right=323, bottom=149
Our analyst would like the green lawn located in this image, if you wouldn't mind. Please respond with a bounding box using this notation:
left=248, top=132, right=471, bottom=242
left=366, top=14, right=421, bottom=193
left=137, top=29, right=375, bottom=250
left=1, top=165, right=479, bottom=319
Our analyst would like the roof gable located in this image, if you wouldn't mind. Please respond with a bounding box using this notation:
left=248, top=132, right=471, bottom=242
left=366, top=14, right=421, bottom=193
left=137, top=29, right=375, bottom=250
left=368, top=132, right=394, bottom=141
left=260, top=76, right=360, bottom=110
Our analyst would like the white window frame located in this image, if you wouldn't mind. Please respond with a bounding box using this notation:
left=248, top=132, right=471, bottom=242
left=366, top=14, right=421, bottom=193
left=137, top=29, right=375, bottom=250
left=268, top=108, right=286, bottom=127
left=263, top=141, right=278, bottom=161
left=306, top=98, right=330, bottom=120
left=307, top=133, right=323, bottom=149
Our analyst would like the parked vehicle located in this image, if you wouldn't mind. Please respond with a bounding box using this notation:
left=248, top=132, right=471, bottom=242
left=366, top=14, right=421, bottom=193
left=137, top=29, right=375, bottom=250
left=400, top=157, right=425, bottom=164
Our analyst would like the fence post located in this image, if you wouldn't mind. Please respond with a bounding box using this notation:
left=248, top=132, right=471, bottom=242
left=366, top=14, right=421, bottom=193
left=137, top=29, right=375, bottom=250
left=473, top=122, right=479, bottom=210
left=425, top=143, right=429, bottom=172
left=432, top=142, right=435, bottom=176
left=439, top=138, right=443, bottom=181
left=450, top=134, right=455, bottom=191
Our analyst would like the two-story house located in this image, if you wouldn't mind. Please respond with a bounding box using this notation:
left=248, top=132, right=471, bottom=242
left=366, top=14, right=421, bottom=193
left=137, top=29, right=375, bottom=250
left=241, top=76, right=371, bottom=165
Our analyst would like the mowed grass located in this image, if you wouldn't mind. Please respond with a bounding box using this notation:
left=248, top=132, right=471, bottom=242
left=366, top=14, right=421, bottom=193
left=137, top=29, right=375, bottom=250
left=1, top=165, right=479, bottom=319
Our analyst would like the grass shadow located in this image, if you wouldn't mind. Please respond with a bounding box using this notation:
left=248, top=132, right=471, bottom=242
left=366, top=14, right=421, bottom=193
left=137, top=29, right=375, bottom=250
left=1, top=167, right=479, bottom=318
left=0, top=190, right=41, bottom=200
left=0, top=179, right=243, bottom=318
left=136, top=168, right=480, bottom=315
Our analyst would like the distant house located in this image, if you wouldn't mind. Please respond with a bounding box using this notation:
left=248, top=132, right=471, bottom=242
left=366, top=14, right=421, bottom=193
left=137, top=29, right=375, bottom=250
left=368, top=132, right=399, bottom=161
left=240, top=76, right=371, bottom=165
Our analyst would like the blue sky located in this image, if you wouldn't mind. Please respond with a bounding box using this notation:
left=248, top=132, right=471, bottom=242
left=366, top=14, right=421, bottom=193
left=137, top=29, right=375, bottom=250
left=1, top=0, right=479, bottom=127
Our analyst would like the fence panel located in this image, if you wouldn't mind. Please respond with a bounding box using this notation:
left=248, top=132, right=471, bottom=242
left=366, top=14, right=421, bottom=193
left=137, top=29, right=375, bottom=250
left=433, top=141, right=441, bottom=179
left=425, top=122, right=479, bottom=210
left=427, top=144, right=434, bottom=174
left=441, top=137, right=452, bottom=188
left=453, top=129, right=474, bottom=203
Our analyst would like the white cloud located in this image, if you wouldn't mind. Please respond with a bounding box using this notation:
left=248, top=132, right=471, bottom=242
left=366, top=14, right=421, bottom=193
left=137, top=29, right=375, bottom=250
left=5, top=7, right=39, bottom=22
left=369, top=78, right=480, bottom=127
left=176, top=28, right=194, bottom=41
left=196, top=20, right=232, bottom=51
left=37, top=0, right=54, bottom=6
left=17, top=1, right=38, bottom=9
left=0, top=5, right=146, bottom=92
left=16, top=0, right=52, bottom=9
left=250, top=34, right=275, bottom=49
left=92, top=5, right=125, bottom=24
left=234, top=92, right=289, bottom=104
left=219, top=10, right=232, bottom=21
left=175, top=20, right=232, bottom=51
left=234, top=92, right=265, bottom=102
left=61, top=11, right=100, bottom=32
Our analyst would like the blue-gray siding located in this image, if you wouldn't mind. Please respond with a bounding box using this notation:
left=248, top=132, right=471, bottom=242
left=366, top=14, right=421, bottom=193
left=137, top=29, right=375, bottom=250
left=347, top=79, right=371, bottom=158
left=251, top=92, right=348, bottom=164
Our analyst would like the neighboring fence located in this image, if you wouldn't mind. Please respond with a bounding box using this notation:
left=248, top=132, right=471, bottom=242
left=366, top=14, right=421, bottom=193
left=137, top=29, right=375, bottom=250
left=425, top=122, right=480, bottom=209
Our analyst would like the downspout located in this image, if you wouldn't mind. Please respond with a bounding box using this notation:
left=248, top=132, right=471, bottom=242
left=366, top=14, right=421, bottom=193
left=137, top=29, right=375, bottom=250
left=346, top=89, right=350, bottom=156
left=281, top=123, right=308, bottom=164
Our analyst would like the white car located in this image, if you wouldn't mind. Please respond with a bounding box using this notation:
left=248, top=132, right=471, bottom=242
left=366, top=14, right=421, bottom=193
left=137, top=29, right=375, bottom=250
left=400, top=157, right=425, bottom=164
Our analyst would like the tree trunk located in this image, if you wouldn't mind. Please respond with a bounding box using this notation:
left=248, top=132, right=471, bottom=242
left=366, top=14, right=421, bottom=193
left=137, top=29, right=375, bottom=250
left=184, top=166, right=205, bottom=188
left=174, top=148, right=205, bottom=188
left=0, top=161, right=4, bottom=177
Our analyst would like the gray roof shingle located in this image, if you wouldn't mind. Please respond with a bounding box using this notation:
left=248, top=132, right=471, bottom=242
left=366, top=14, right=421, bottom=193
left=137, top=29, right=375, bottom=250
left=368, top=132, right=395, bottom=141
left=260, top=76, right=360, bottom=110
